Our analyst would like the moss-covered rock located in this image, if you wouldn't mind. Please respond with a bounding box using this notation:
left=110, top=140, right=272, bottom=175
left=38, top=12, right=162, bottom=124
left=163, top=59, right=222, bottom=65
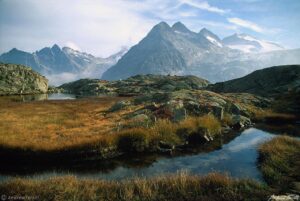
left=128, top=90, right=270, bottom=121
left=0, top=63, right=48, bottom=95
left=59, top=74, right=210, bottom=96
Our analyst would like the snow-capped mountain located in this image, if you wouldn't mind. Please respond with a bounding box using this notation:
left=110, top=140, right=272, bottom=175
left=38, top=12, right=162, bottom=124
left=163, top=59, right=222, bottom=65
left=102, top=21, right=300, bottom=82
left=102, top=21, right=231, bottom=80
left=223, top=33, right=284, bottom=53
left=1, top=21, right=298, bottom=84
left=0, top=45, right=127, bottom=85
left=199, top=28, right=223, bottom=48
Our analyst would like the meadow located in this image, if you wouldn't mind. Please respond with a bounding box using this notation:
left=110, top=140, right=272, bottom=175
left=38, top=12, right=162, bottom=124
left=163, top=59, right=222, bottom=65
left=0, top=97, right=128, bottom=151
left=1, top=96, right=299, bottom=200
left=0, top=96, right=224, bottom=161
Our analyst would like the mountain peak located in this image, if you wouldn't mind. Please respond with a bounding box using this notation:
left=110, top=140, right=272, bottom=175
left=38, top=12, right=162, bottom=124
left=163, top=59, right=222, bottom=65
left=199, top=28, right=209, bottom=33
left=7, top=48, right=28, bottom=55
left=172, top=21, right=191, bottom=33
left=157, top=21, right=169, bottom=27
left=153, top=21, right=172, bottom=30
left=199, top=28, right=219, bottom=39
left=51, top=44, right=61, bottom=51
left=147, top=21, right=172, bottom=37
left=9, top=48, right=20, bottom=53
left=199, top=28, right=222, bottom=47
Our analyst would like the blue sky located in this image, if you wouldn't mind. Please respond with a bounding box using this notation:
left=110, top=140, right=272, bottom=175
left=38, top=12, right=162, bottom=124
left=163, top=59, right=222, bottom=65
left=0, top=0, right=299, bottom=57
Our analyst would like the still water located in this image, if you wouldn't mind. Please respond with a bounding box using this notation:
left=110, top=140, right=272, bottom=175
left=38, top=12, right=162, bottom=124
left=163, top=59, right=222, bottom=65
left=0, top=128, right=276, bottom=182
left=6, top=93, right=77, bottom=101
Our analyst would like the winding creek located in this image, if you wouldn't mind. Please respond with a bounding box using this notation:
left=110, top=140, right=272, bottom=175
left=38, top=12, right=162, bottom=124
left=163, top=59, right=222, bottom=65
left=0, top=127, right=278, bottom=182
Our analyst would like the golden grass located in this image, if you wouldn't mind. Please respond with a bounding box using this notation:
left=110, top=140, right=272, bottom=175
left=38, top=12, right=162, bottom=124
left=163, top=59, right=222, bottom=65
left=222, top=113, right=234, bottom=126
left=0, top=96, right=223, bottom=154
left=179, top=114, right=222, bottom=137
left=0, top=172, right=271, bottom=201
left=258, top=136, right=300, bottom=191
left=151, top=119, right=180, bottom=144
left=0, top=97, right=130, bottom=151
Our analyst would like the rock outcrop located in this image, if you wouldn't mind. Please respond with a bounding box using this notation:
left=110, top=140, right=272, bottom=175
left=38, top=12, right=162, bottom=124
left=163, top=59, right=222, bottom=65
left=60, top=74, right=210, bottom=95
left=0, top=63, right=48, bottom=95
left=119, top=90, right=270, bottom=124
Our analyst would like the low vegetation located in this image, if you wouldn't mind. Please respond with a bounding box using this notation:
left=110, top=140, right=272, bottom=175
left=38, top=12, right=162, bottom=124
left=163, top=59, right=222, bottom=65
left=253, top=110, right=297, bottom=124
left=0, top=93, right=223, bottom=156
left=117, top=128, right=150, bottom=152
left=0, top=96, right=128, bottom=151
left=258, top=136, right=300, bottom=192
left=0, top=172, right=271, bottom=201
left=177, top=115, right=221, bottom=143
left=115, top=115, right=222, bottom=153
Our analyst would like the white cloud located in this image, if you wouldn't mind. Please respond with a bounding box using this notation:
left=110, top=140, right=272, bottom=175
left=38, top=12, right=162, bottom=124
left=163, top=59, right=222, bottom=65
left=179, top=0, right=229, bottom=14
left=0, top=0, right=157, bottom=57
left=227, top=17, right=264, bottom=33
left=1, top=0, right=284, bottom=57
left=65, top=41, right=81, bottom=51
left=178, top=10, right=198, bottom=18
left=46, top=72, right=79, bottom=86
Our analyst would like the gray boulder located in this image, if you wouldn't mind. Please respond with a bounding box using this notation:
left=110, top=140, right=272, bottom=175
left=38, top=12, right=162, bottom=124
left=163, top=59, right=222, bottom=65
left=109, top=100, right=131, bottom=112
left=231, top=115, right=252, bottom=129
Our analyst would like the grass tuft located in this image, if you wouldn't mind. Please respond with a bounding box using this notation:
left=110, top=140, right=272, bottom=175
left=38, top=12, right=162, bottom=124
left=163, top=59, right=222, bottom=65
left=0, top=173, right=271, bottom=201
left=117, top=128, right=150, bottom=152
left=258, top=136, right=300, bottom=192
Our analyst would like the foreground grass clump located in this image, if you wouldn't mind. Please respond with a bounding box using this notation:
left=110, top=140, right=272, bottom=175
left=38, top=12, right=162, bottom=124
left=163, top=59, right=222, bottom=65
left=258, top=136, right=300, bottom=191
left=0, top=173, right=271, bottom=201
left=115, top=115, right=223, bottom=153
left=151, top=119, right=180, bottom=144
left=117, top=128, right=150, bottom=152
left=177, top=115, right=222, bottom=143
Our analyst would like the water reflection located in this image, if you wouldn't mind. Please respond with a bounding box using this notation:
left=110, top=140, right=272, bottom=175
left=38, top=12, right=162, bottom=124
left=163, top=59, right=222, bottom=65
left=0, top=93, right=76, bottom=102
left=0, top=128, right=275, bottom=182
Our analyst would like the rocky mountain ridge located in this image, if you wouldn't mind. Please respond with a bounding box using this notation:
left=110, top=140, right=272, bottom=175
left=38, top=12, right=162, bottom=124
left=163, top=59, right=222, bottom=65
left=101, top=21, right=300, bottom=82
left=1, top=21, right=299, bottom=84
left=0, top=45, right=127, bottom=85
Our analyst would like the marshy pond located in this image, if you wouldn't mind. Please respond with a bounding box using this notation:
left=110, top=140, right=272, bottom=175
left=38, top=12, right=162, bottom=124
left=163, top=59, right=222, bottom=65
left=0, top=95, right=298, bottom=184
left=0, top=127, right=283, bottom=182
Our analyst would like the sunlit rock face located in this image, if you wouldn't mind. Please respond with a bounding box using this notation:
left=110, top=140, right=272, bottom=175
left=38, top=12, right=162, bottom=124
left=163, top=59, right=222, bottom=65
left=0, top=63, right=48, bottom=95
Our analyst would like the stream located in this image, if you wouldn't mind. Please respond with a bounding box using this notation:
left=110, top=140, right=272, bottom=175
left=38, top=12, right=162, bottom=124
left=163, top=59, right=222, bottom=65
left=0, top=127, right=278, bottom=182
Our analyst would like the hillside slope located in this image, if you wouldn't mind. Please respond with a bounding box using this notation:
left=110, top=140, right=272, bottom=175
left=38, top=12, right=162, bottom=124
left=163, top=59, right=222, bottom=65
left=0, top=63, right=48, bottom=95
left=208, top=65, right=300, bottom=96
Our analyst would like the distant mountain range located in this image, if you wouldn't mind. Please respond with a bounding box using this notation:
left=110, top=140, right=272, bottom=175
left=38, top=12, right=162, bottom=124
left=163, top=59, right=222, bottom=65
left=222, top=33, right=284, bottom=53
left=102, top=21, right=300, bottom=82
left=0, top=45, right=127, bottom=85
left=1, top=21, right=299, bottom=84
